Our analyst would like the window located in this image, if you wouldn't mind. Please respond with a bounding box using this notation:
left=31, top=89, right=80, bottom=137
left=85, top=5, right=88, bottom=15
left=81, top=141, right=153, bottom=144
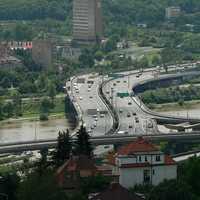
left=145, top=156, right=147, bottom=162
left=156, top=155, right=161, bottom=162
left=143, top=170, right=151, bottom=184
left=138, top=156, right=142, bottom=162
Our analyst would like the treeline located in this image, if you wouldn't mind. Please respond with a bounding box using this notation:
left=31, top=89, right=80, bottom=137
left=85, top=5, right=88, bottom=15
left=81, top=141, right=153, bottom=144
left=0, top=0, right=200, bottom=23
left=141, top=85, right=200, bottom=104
left=0, top=0, right=72, bottom=21
left=103, top=0, right=200, bottom=28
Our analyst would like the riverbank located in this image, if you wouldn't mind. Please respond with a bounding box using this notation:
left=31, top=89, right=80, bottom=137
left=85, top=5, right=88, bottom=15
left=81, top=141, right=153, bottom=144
left=152, top=100, right=200, bottom=112
left=0, top=96, right=65, bottom=124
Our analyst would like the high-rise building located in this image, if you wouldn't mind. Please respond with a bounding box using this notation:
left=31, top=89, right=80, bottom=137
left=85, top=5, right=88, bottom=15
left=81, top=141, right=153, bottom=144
left=73, top=0, right=103, bottom=43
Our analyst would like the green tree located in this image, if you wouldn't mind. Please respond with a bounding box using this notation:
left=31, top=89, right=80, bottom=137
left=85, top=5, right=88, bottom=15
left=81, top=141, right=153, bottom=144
left=94, top=50, right=104, bottom=61
left=148, top=179, right=196, bottom=200
left=0, top=172, right=20, bottom=200
left=180, top=156, right=200, bottom=196
left=47, top=81, right=56, bottom=100
left=2, top=101, right=14, bottom=118
left=52, top=130, right=72, bottom=167
left=39, top=97, right=53, bottom=120
left=17, top=171, right=66, bottom=200
left=11, top=90, right=22, bottom=117
left=36, top=148, right=49, bottom=175
left=152, top=55, right=161, bottom=66
left=79, top=48, right=94, bottom=68
left=74, top=125, right=93, bottom=157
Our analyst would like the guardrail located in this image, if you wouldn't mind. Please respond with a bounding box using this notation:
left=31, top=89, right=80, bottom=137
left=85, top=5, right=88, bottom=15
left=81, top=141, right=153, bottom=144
left=131, top=71, right=200, bottom=124
left=98, top=78, right=120, bottom=135
left=65, top=76, right=83, bottom=137
left=2, top=132, right=200, bottom=154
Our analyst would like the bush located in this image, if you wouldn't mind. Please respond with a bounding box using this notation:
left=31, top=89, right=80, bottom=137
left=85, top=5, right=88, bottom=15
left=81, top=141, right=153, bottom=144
left=39, top=113, right=48, bottom=121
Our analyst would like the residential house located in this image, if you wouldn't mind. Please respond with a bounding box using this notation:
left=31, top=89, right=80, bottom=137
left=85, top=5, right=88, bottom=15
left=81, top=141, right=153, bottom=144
left=89, top=182, right=144, bottom=200
left=111, top=137, right=177, bottom=188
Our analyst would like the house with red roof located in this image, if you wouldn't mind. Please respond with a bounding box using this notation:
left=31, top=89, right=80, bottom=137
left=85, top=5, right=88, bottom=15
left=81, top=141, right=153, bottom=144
left=111, top=137, right=177, bottom=188
left=89, top=182, right=144, bottom=200
left=56, top=155, right=98, bottom=190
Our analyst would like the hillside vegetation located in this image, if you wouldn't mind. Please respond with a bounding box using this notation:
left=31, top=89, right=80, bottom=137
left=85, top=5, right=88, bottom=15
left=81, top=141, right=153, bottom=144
left=0, top=0, right=72, bottom=20
left=0, top=0, right=200, bottom=23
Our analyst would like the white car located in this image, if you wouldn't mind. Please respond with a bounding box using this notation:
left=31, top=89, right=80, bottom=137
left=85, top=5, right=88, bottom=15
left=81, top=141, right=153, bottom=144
left=100, top=114, right=105, bottom=118
left=94, top=117, right=98, bottom=122
left=79, top=96, right=83, bottom=100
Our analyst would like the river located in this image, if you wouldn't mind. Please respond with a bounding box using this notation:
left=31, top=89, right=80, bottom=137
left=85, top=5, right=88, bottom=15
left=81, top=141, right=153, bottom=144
left=0, top=118, right=70, bottom=144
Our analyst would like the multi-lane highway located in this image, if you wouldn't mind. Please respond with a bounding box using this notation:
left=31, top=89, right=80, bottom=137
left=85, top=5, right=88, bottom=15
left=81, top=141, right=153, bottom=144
left=67, top=63, right=200, bottom=137
left=66, top=73, right=113, bottom=136
left=1, top=62, right=200, bottom=153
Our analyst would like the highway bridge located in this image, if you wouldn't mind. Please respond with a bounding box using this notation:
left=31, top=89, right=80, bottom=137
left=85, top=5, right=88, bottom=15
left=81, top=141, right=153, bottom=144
left=1, top=62, right=200, bottom=153
left=1, top=132, right=200, bottom=154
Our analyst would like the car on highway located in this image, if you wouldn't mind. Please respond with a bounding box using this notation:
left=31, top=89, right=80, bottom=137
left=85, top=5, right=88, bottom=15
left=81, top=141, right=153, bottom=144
left=132, top=112, right=136, bottom=116
left=93, top=115, right=97, bottom=118
left=93, top=123, right=97, bottom=127
left=124, top=80, right=127, bottom=83
left=135, top=117, right=139, bottom=123
left=128, top=101, right=132, bottom=105
left=100, top=114, right=105, bottom=118
left=117, top=131, right=125, bottom=134
left=136, top=74, right=140, bottom=78
left=94, top=117, right=98, bottom=122
left=117, top=80, right=120, bottom=83
left=127, top=113, right=131, bottom=117
left=88, top=88, right=91, bottom=92
left=129, top=125, right=133, bottom=128
left=79, top=96, right=83, bottom=100
left=119, top=109, right=123, bottom=113
left=89, top=96, right=93, bottom=99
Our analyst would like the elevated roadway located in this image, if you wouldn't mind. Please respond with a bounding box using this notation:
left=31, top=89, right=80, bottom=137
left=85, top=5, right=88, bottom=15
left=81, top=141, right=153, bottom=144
left=1, top=132, right=200, bottom=154
left=1, top=62, right=200, bottom=153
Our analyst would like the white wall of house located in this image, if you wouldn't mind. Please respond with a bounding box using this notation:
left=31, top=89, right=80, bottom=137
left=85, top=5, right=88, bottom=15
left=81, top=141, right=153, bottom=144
left=152, top=165, right=177, bottom=185
left=119, top=165, right=177, bottom=188
left=117, top=153, right=165, bottom=166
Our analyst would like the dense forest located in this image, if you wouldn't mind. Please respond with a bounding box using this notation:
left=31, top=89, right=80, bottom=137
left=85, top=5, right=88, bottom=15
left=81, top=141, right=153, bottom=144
left=0, top=0, right=200, bottom=24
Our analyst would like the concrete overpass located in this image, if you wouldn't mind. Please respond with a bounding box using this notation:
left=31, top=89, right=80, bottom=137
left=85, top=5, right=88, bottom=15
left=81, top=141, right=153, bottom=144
left=1, top=132, right=200, bottom=154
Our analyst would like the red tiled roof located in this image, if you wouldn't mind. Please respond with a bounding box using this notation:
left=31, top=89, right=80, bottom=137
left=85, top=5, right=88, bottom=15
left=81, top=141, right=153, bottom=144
left=90, top=183, right=143, bottom=200
left=118, top=137, right=158, bottom=155
left=56, top=155, right=97, bottom=175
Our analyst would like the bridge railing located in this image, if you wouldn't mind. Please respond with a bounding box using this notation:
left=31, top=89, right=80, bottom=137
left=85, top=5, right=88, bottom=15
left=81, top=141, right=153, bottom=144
left=98, top=78, right=120, bottom=135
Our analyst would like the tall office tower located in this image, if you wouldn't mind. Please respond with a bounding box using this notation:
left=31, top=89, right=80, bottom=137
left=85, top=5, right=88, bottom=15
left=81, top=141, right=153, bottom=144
left=73, top=0, right=103, bottom=43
